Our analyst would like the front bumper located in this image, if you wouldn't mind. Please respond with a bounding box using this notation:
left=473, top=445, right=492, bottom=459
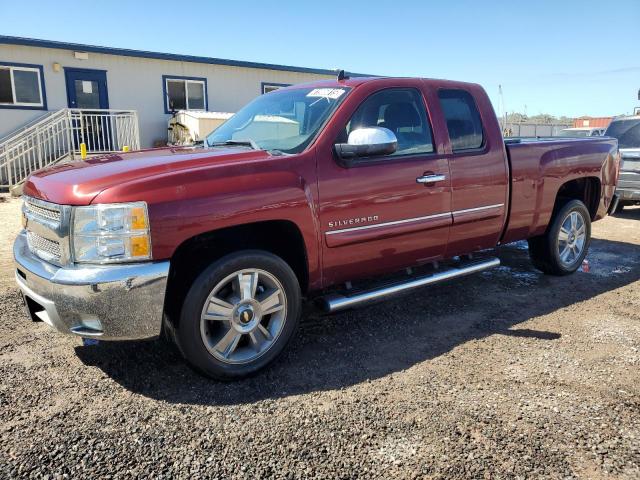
left=14, top=231, right=170, bottom=340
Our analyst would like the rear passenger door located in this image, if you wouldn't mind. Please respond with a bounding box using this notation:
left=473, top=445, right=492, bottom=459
left=436, top=88, right=509, bottom=256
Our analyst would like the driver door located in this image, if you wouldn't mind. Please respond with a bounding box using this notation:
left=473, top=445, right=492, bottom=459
left=317, top=85, right=452, bottom=285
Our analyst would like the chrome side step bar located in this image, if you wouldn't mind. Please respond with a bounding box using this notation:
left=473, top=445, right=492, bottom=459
left=318, top=257, right=500, bottom=313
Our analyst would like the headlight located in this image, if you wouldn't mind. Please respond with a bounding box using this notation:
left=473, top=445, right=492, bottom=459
left=72, top=202, right=151, bottom=263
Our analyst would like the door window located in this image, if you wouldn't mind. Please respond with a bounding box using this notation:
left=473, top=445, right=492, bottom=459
left=437, top=89, right=484, bottom=151
left=345, top=88, right=434, bottom=156
left=73, top=80, right=100, bottom=109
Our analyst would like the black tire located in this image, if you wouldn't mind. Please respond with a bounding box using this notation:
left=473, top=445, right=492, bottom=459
left=614, top=203, right=625, bottom=214
left=176, top=250, right=301, bottom=380
left=528, top=199, right=591, bottom=276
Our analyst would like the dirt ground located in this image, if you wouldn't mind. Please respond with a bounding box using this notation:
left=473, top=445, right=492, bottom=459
left=0, top=195, right=638, bottom=479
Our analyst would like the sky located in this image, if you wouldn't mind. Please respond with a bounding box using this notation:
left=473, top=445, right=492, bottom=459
left=1, top=0, right=638, bottom=118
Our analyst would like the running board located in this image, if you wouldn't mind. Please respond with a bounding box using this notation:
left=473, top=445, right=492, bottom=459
left=318, top=257, right=500, bottom=313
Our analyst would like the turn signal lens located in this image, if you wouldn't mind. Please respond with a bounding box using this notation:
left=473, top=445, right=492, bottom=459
left=130, top=236, right=150, bottom=257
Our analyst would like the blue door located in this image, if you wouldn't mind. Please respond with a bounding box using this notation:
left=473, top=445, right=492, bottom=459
left=64, top=68, right=110, bottom=151
left=64, top=68, right=109, bottom=109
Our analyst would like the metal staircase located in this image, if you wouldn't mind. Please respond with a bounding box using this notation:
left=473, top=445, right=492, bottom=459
left=0, top=109, right=140, bottom=190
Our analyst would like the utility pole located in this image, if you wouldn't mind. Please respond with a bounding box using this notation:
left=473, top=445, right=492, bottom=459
left=499, top=85, right=507, bottom=131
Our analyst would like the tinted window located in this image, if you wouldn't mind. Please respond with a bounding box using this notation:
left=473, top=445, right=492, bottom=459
left=13, top=70, right=40, bottom=104
left=605, top=119, right=640, bottom=149
left=0, top=68, right=12, bottom=103
left=187, top=82, right=205, bottom=110
left=0, top=66, right=44, bottom=106
left=165, top=78, right=207, bottom=112
left=438, top=89, right=484, bottom=151
left=346, top=88, right=434, bottom=156
left=167, top=80, right=187, bottom=110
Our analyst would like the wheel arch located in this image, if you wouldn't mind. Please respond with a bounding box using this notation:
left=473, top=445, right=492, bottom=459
left=163, top=220, right=309, bottom=327
left=552, top=176, right=601, bottom=220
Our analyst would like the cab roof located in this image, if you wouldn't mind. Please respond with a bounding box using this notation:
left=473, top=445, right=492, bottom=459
left=281, top=76, right=484, bottom=91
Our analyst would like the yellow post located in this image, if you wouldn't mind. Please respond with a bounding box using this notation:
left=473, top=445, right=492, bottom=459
left=123, top=145, right=130, bottom=152
left=80, top=143, right=87, bottom=160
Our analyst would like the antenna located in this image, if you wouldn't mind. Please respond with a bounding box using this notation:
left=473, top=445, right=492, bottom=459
left=337, top=69, right=349, bottom=81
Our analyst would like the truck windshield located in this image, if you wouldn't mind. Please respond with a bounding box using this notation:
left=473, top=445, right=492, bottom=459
left=206, top=87, right=351, bottom=154
left=605, top=118, right=640, bottom=149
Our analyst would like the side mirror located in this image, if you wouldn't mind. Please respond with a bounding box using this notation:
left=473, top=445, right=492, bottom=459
left=334, top=127, right=397, bottom=164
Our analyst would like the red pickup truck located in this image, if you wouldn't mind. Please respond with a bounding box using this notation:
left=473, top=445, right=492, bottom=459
left=15, top=76, right=620, bottom=379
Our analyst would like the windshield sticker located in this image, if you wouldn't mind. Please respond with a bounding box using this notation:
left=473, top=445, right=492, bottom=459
left=306, top=88, right=346, bottom=99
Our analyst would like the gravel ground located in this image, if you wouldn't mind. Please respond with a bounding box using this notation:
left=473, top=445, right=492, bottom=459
left=1, top=196, right=639, bottom=479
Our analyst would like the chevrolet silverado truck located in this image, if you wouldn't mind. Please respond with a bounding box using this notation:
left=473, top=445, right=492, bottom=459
left=15, top=76, right=620, bottom=379
left=604, top=115, right=640, bottom=212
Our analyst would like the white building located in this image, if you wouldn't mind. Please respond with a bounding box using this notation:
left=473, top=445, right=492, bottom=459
left=0, top=36, right=348, bottom=148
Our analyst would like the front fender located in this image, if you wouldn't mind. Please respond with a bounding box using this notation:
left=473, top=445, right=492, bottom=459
left=91, top=151, right=321, bottom=289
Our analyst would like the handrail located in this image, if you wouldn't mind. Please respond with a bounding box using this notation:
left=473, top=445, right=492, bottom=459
left=0, top=108, right=140, bottom=189
left=0, top=109, right=67, bottom=145
left=0, top=111, right=58, bottom=144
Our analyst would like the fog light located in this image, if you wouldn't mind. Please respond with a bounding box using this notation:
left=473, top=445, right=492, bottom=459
left=81, top=318, right=103, bottom=331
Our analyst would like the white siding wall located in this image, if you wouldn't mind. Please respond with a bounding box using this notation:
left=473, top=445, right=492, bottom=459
left=0, top=44, right=334, bottom=147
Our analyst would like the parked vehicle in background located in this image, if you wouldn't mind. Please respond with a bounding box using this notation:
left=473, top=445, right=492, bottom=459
left=558, top=127, right=605, bottom=137
left=14, top=76, right=620, bottom=379
left=605, top=115, right=640, bottom=212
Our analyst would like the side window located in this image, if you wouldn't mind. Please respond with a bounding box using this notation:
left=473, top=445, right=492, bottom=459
left=261, top=82, right=291, bottom=94
left=437, top=89, right=484, bottom=151
left=0, top=63, right=46, bottom=109
left=345, top=88, right=434, bottom=156
left=163, top=76, right=207, bottom=113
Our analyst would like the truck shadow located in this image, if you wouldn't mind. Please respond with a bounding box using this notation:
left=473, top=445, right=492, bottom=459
left=74, top=237, right=640, bottom=405
left=611, top=205, right=640, bottom=220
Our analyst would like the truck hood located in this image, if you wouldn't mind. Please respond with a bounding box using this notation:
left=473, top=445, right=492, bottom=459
left=22, top=146, right=271, bottom=205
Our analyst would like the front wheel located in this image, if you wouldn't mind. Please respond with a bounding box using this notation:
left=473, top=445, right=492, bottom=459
left=528, top=200, right=591, bottom=276
left=176, top=250, right=301, bottom=380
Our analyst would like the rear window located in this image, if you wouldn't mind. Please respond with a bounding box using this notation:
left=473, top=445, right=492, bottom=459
left=438, top=89, right=484, bottom=151
left=605, top=118, right=640, bottom=149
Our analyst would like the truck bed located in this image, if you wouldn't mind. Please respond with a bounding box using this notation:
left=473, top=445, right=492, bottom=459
left=501, top=136, right=619, bottom=244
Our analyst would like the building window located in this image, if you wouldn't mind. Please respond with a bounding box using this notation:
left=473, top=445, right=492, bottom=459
left=261, top=82, right=290, bottom=94
left=0, top=62, right=46, bottom=109
left=163, top=75, right=207, bottom=113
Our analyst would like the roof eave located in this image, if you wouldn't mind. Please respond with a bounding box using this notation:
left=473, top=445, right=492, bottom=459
left=0, top=35, right=369, bottom=77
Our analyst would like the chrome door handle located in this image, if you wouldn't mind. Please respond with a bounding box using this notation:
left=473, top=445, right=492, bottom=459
left=416, top=174, right=446, bottom=184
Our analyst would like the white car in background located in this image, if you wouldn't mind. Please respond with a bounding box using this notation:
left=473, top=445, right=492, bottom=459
left=558, top=127, right=606, bottom=137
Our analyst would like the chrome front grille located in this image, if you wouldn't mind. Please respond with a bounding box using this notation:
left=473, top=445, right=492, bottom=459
left=27, top=231, right=62, bottom=262
left=24, top=198, right=62, bottom=223
left=22, top=196, right=71, bottom=266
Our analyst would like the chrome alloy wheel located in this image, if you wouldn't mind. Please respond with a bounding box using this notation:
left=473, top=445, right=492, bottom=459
left=199, top=269, right=287, bottom=364
left=557, top=210, right=586, bottom=267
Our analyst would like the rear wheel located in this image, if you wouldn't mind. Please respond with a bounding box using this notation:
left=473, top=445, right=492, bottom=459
left=528, top=200, right=591, bottom=276
left=176, top=250, right=301, bottom=380
left=614, top=203, right=625, bottom=214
